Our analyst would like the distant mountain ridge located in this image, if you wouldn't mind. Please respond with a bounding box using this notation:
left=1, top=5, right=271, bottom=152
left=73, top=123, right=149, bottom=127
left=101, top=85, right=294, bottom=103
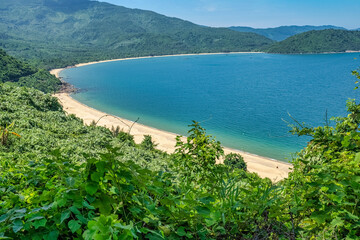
left=266, top=29, right=360, bottom=53
left=229, top=25, right=347, bottom=41
left=0, top=0, right=273, bottom=69
left=1, top=0, right=358, bottom=66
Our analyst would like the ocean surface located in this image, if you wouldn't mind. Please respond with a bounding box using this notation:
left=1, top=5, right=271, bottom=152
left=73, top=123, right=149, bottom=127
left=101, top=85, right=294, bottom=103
left=60, top=53, right=360, bottom=161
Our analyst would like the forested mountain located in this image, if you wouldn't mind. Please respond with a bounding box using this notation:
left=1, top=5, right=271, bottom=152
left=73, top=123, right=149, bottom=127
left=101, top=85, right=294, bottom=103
left=0, top=0, right=273, bottom=69
left=266, top=29, right=360, bottom=53
left=0, top=48, right=61, bottom=92
left=229, top=25, right=346, bottom=41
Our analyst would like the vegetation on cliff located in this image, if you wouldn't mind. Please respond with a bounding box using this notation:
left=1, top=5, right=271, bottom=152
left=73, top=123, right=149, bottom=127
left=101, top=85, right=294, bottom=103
left=0, top=49, right=61, bottom=93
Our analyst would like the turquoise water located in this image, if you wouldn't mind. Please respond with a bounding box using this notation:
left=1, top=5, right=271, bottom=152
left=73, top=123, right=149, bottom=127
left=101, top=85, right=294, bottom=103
left=60, top=53, right=359, bottom=161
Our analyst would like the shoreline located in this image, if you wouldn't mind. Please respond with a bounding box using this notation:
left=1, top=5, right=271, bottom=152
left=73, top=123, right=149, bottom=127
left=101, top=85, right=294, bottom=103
left=267, top=50, right=360, bottom=55
left=50, top=52, right=292, bottom=181
left=61, top=52, right=264, bottom=70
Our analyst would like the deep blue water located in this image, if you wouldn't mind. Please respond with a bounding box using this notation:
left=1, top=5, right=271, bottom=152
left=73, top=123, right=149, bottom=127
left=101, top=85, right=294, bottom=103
left=60, top=53, right=360, bottom=161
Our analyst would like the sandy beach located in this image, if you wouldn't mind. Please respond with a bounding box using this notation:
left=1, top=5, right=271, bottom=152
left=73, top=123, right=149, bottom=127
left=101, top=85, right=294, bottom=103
left=50, top=53, right=292, bottom=181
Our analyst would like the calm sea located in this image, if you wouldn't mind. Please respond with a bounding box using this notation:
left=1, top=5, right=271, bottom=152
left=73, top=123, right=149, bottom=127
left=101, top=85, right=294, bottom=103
left=60, top=53, right=359, bottom=161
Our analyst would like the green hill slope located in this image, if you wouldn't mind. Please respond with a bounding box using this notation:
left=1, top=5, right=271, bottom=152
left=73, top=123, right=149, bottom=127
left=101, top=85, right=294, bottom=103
left=0, top=83, right=266, bottom=239
left=0, top=48, right=35, bottom=82
left=0, top=48, right=61, bottom=92
left=266, top=29, right=360, bottom=53
left=0, top=71, right=360, bottom=238
left=229, top=25, right=346, bottom=41
left=0, top=0, right=273, bottom=69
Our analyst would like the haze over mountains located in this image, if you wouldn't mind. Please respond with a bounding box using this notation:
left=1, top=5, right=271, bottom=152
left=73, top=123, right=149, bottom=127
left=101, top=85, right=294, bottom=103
left=229, top=25, right=347, bottom=41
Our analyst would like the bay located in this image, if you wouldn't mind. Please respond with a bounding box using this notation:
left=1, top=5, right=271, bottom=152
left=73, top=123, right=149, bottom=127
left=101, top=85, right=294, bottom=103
left=60, top=53, right=360, bottom=161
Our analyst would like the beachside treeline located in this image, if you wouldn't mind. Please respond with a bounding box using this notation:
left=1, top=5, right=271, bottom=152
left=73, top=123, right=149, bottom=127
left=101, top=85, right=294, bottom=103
left=0, top=54, right=360, bottom=238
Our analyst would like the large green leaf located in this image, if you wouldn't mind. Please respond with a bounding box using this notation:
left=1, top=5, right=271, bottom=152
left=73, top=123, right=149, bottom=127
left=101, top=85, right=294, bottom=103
left=44, top=230, right=59, bottom=240
left=85, top=182, right=99, bottom=196
left=12, top=219, right=23, bottom=233
left=60, top=210, right=71, bottom=224
left=176, top=227, right=187, bottom=237
left=32, top=219, right=47, bottom=229
left=68, top=220, right=81, bottom=233
left=195, top=206, right=211, bottom=216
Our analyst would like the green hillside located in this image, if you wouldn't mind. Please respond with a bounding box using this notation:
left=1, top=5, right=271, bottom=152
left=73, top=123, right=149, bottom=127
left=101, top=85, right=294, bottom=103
left=0, top=49, right=35, bottom=82
left=0, top=0, right=273, bottom=69
left=267, top=29, right=360, bottom=53
left=0, top=48, right=61, bottom=93
left=1, top=69, right=360, bottom=238
left=229, top=25, right=346, bottom=41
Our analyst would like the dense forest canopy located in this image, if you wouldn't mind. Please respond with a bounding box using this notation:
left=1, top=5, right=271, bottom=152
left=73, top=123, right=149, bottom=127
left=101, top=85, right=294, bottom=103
left=0, top=49, right=61, bottom=93
left=0, top=48, right=35, bottom=82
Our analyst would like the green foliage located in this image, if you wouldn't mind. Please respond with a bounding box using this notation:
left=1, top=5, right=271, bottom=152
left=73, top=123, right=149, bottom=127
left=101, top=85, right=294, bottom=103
left=0, top=84, right=292, bottom=239
left=353, top=69, right=360, bottom=89
left=0, top=48, right=35, bottom=82
left=110, top=125, right=121, bottom=137
left=0, top=48, right=61, bottom=93
left=1, top=68, right=360, bottom=239
left=18, top=69, right=61, bottom=93
left=173, top=121, right=224, bottom=185
left=0, top=122, right=21, bottom=146
left=224, top=153, right=247, bottom=171
left=267, top=29, right=360, bottom=53
left=0, top=0, right=273, bottom=69
left=282, top=75, right=360, bottom=239
left=140, top=135, right=158, bottom=151
left=117, top=131, right=135, bottom=147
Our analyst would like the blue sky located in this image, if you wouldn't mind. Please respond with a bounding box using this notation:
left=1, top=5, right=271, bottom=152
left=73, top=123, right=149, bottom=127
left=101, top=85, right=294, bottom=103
left=100, top=0, right=360, bottom=29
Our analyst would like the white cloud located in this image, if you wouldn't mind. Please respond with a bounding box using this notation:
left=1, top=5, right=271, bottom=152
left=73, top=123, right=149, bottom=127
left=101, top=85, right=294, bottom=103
left=204, top=5, right=217, bottom=12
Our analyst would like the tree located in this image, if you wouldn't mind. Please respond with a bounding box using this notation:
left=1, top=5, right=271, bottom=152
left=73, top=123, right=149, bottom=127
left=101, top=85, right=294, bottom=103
left=140, top=135, right=158, bottom=151
left=224, top=153, right=247, bottom=171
